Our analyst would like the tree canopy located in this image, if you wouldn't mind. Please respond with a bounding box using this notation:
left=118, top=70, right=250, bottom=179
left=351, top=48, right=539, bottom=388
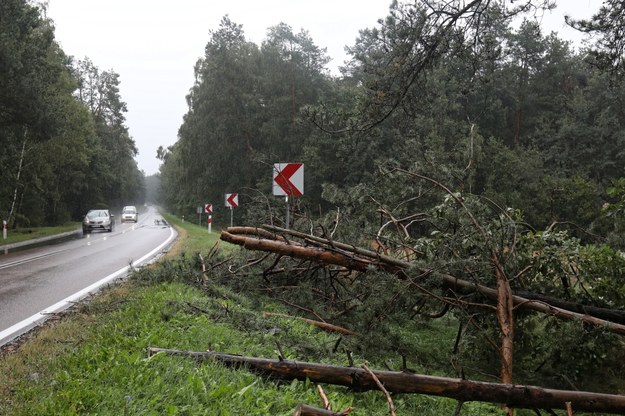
left=0, top=0, right=144, bottom=227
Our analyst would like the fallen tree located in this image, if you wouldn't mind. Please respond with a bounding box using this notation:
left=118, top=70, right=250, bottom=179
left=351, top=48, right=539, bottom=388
left=220, top=226, right=625, bottom=335
left=147, top=347, right=625, bottom=415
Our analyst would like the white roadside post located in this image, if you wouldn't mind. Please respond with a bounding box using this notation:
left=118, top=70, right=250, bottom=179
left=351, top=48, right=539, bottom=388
left=2, top=220, right=7, bottom=240
left=204, top=203, right=213, bottom=233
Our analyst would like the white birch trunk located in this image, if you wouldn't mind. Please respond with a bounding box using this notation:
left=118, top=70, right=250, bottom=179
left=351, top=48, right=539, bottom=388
left=7, top=136, right=27, bottom=227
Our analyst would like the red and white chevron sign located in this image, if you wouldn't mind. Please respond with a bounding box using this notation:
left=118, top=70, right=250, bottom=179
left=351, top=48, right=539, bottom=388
left=225, top=193, right=239, bottom=208
left=273, top=163, right=304, bottom=196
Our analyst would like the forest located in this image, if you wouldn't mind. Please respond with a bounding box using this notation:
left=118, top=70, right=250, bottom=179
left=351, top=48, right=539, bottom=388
left=158, top=1, right=625, bottom=251
left=0, top=0, right=144, bottom=228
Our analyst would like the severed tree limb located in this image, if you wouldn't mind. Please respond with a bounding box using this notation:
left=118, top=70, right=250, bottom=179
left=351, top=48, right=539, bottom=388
left=261, top=224, right=410, bottom=269
left=220, top=230, right=625, bottom=336
left=263, top=312, right=358, bottom=336
left=317, top=385, right=331, bottom=409
left=513, top=289, right=625, bottom=325
left=147, top=348, right=625, bottom=414
left=362, top=363, right=396, bottom=416
left=227, top=226, right=288, bottom=242
left=221, top=230, right=384, bottom=272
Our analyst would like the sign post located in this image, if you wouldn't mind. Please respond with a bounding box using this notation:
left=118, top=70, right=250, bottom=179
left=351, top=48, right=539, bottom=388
left=272, top=163, right=304, bottom=229
left=225, top=193, right=239, bottom=227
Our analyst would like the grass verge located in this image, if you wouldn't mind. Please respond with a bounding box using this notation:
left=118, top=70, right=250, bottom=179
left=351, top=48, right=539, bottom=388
left=0, top=215, right=521, bottom=415
left=0, top=222, right=81, bottom=246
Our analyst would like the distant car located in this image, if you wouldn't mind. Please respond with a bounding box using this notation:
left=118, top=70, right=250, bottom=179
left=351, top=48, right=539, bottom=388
left=121, top=206, right=138, bottom=223
left=82, top=209, right=114, bottom=234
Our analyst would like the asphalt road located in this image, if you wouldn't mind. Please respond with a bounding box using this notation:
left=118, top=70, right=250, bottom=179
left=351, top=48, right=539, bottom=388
left=0, top=206, right=176, bottom=346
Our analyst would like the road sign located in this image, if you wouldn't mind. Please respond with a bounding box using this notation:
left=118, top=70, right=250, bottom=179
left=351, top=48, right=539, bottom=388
left=204, top=203, right=213, bottom=214
left=273, top=163, right=304, bottom=196
left=225, top=193, right=239, bottom=208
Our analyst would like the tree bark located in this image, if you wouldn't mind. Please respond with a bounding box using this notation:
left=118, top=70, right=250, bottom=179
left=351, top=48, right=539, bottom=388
left=147, top=348, right=625, bottom=414
left=493, top=257, right=514, bottom=386
left=8, top=136, right=27, bottom=227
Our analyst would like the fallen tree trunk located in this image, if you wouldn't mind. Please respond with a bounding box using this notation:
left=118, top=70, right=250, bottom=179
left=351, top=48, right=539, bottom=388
left=513, top=289, right=625, bottom=325
left=147, top=347, right=625, bottom=414
left=220, top=229, right=625, bottom=336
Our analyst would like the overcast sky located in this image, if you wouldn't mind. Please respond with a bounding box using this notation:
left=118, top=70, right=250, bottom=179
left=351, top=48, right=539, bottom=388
left=46, top=0, right=598, bottom=176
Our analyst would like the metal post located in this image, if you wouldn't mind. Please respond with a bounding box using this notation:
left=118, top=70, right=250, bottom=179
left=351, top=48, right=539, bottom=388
left=230, top=207, right=233, bottom=227
left=208, top=215, right=212, bottom=233
left=285, top=196, right=290, bottom=229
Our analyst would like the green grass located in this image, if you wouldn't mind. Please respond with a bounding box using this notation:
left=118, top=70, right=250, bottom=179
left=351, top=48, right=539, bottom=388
left=0, top=280, right=473, bottom=415
left=0, top=213, right=533, bottom=415
left=162, top=213, right=238, bottom=257
left=0, top=222, right=81, bottom=245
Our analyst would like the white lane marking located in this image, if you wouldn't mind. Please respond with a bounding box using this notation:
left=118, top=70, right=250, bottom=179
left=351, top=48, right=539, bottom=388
left=0, top=248, right=67, bottom=270
left=0, top=225, right=176, bottom=346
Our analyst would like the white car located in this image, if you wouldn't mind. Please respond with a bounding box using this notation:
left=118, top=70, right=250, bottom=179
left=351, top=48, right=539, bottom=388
left=121, top=206, right=138, bottom=223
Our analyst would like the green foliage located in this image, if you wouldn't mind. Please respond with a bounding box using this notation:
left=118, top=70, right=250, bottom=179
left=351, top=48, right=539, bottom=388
left=0, top=2, right=144, bottom=226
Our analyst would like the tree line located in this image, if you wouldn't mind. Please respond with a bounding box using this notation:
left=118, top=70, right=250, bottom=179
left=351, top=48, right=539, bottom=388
left=159, top=2, right=625, bottom=248
left=0, top=0, right=144, bottom=228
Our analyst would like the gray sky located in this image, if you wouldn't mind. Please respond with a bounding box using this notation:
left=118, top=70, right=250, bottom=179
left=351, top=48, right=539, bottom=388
left=46, top=0, right=598, bottom=176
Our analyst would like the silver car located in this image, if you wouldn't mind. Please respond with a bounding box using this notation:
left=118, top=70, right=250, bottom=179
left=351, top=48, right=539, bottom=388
left=82, top=209, right=114, bottom=234
left=121, top=206, right=138, bottom=223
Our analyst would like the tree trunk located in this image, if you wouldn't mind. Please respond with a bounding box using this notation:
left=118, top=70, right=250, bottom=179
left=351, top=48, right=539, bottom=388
left=147, top=348, right=625, bottom=414
left=493, top=256, right=514, bottom=385
left=8, top=136, right=27, bottom=227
